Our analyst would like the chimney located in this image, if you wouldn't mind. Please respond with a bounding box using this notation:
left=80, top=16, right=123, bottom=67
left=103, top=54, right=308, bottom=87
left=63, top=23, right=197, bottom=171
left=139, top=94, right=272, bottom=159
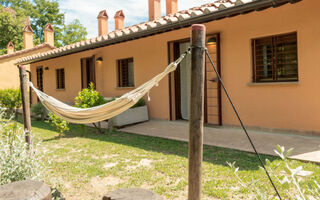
left=44, top=24, right=54, bottom=46
left=166, top=0, right=178, bottom=15
left=6, top=42, right=14, bottom=54
left=114, top=10, right=125, bottom=30
left=23, top=25, right=34, bottom=49
left=149, top=0, right=161, bottom=21
left=97, top=10, right=108, bottom=36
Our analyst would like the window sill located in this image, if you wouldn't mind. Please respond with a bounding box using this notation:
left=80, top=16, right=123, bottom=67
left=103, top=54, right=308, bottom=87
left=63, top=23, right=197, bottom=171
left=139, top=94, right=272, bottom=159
left=56, top=89, right=66, bottom=91
left=247, top=81, right=299, bottom=86
left=116, top=87, right=135, bottom=90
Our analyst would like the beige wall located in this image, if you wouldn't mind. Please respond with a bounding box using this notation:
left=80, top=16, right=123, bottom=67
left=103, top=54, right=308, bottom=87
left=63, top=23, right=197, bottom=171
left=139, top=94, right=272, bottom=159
left=30, top=0, right=320, bottom=132
left=0, top=48, right=52, bottom=90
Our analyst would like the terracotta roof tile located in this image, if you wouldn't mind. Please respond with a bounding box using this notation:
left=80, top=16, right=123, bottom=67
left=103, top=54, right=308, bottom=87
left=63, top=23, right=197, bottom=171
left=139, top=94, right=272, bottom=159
left=102, top=35, right=109, bottom=40
left=17, top=0, right=299, bottom=65
left=0, top=43, right=55, bottom=61
left=137, top=23, right=148, bottom=31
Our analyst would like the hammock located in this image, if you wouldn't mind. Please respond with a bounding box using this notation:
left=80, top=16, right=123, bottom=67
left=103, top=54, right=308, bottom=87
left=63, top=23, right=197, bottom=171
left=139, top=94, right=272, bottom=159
left=28, top=49, right=190, bottom=124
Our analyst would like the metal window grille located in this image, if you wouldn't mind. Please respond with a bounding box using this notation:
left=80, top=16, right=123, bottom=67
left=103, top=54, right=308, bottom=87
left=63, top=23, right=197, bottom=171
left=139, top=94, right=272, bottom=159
left=36, top=67, right=43, bottom=91
left=252, top=32, right=298, bottom=82
left=117, top=58, right=134, bottom=87
left=56, top=68, right=65, bottom=89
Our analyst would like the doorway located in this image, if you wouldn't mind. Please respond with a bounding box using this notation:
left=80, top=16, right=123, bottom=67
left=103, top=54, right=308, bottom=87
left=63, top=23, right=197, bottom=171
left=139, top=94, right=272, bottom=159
left=168, top=34, right=222, bottom=125
left=81, top=56, right=96, bottom=88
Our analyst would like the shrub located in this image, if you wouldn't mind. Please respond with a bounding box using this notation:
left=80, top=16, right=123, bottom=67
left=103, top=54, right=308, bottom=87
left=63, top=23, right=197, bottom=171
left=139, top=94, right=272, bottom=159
left=48, top=113, right=69, bottom=135
left=0, top=110, right=45, bottom=185
left=0, top=89, right=21, bottom=113
left=228, top=145, right=320, bottom=200
left=74, top=83, right=107, bottom=108
left=31, top=102, right=46, bottom=121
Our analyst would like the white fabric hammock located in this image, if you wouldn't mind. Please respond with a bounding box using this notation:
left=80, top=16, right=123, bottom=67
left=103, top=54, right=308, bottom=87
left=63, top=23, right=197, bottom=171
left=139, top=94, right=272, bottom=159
left=28, top=49, right=190, bottom=124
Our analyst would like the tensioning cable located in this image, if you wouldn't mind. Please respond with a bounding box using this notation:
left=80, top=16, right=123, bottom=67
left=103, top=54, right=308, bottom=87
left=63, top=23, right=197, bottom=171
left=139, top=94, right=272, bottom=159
left=204, top=48, right=282, bottom=200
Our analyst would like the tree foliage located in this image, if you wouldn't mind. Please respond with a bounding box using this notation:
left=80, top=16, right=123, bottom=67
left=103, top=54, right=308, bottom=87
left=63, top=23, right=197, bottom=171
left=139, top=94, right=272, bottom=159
left=0, top=4, right=25, bottom=54
left=48, top=112, right=69, bottom=135
left=61, top=19, right=87, bottom=46
left=74, top=83, right=106, bottom=109
left=0, top=0, right=87, bottom=53
left=0, top=89, right=21, bottom=111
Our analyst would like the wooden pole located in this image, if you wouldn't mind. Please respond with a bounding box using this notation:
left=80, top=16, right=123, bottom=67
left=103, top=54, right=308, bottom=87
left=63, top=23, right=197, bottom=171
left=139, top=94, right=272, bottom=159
left=18, top=65, right=31, bottom=145
left=188, top=24, right=205, bottom=200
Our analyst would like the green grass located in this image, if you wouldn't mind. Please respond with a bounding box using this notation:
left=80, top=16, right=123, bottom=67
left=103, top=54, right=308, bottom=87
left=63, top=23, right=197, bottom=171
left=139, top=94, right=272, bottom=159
left=17, top=119, right=320, bottom=200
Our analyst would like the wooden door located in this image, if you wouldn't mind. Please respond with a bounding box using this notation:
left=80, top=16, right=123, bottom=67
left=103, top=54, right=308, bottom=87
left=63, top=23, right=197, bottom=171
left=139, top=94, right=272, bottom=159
left=168, top=34, right=222, bottom=125
left=205, top=34, right=222, bottom=125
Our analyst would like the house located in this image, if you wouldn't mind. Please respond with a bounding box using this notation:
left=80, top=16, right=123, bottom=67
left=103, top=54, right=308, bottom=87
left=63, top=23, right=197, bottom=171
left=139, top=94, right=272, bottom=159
left=17, top=0, right=320, bottom=134
left=0, top=24, right=55, bottom=90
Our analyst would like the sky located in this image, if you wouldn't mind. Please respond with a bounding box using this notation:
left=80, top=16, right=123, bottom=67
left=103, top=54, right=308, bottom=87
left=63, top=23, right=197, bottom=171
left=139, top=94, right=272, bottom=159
left=59, top=0, right=213, bottom=39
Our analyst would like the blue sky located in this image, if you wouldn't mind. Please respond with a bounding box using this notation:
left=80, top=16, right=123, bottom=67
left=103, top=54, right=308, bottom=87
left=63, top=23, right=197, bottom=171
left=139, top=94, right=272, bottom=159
left=59, top=0, right=213, bottom=39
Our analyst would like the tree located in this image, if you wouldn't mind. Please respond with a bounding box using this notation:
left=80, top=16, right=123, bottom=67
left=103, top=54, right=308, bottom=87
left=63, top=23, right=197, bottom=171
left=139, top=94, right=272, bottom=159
left=0, top=5, right=25, bottom=53
left=61, top=19, right=87, bottom=46
left=0, top=0, right=87, bottom=53
left=27, top=0, right=65, bottom=46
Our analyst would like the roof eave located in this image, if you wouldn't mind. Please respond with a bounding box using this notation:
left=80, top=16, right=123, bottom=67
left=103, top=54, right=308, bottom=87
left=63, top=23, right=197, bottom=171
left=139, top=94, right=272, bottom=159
left=17, top=0, right=302, bottom=65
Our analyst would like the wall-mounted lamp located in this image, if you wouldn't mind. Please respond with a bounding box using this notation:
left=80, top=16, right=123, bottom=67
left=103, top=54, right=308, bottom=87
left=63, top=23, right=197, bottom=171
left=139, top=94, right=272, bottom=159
left=206, top=37, right=217, bottom=45
left=45, top=67, right=49, bottom=70
left=96, top=57, right=103, bottom=64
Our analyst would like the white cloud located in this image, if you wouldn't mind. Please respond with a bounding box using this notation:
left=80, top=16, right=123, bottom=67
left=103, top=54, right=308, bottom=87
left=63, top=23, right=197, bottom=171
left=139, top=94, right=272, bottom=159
left=60, top=0, right=213, bottom=39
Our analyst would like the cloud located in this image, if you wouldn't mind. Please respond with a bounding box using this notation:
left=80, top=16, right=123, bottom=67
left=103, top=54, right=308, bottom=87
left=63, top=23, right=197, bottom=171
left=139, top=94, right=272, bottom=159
left=60, top=0, right=213, bottom=38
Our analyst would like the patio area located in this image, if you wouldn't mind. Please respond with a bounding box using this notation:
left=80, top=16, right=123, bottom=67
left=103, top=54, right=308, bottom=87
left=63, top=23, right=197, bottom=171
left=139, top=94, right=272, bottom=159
left=119, top=120, right=320, bottom=163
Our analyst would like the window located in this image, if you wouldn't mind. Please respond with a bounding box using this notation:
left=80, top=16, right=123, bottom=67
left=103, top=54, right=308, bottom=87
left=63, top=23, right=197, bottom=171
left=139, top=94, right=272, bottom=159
left=252, top=32, right=298, bottom=82
left=56, top=68, right=65, bottom=89
left=117, top=58, right=134, bottom=87
left=36, top=67, right=43, bottom=91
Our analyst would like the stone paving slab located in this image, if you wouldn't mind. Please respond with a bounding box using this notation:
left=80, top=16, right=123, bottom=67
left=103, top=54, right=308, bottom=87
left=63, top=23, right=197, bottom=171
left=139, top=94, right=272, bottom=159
left=120, top=120, right=320, bottom=163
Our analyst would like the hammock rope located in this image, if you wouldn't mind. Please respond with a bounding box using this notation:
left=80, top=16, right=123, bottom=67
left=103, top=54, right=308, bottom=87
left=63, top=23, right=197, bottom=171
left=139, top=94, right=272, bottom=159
left=27, top=48, right=191, bottom=124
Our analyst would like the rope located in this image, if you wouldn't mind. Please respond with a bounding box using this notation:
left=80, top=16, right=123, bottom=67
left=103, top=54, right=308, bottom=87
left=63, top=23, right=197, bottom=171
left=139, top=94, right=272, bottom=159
left=204, top=48, right=282, bottom=200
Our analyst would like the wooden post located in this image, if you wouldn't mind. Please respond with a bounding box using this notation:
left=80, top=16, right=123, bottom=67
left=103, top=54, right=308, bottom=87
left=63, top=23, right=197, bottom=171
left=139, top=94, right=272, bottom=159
left=188, top=24, right=205, bottom=200
left=18, top=65, right=31, bottom=145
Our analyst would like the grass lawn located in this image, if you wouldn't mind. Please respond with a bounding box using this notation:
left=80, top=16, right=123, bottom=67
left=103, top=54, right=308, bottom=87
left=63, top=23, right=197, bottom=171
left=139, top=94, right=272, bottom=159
left=18, top=119, right=320, bottom=200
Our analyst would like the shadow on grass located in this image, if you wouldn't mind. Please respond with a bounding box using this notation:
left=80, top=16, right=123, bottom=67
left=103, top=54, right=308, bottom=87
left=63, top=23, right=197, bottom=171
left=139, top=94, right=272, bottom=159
left=29, top=119, right=279, bottom=171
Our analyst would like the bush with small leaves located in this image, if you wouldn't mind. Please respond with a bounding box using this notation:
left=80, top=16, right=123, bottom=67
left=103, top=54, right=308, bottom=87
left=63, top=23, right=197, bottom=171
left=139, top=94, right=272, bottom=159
left=0, top=109, right=45, bottom=185
left=74, top=83, right=107, bottom=108
left=0, top=89, right=21, bottom=115
left=48, top=113, right=69, bottom=135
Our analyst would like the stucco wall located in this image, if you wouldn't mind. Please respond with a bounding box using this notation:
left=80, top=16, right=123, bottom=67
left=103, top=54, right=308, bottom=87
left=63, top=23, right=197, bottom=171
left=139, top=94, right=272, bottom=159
left=0, top=48, right=52, bottom=89
left=30, top=0, right=320, bottom=132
